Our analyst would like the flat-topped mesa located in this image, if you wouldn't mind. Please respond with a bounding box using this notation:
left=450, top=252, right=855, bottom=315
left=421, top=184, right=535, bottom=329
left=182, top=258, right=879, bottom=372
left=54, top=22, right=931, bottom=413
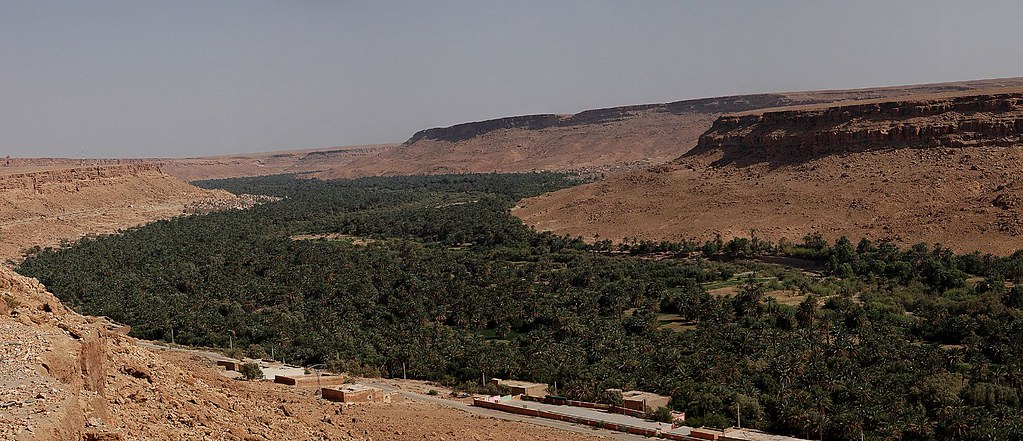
left=688, top=92, right=1023, bottom=165
left=0, top=163, right=164, bottom=192
left=403, top=94, right=793, bottom=145
left=0, top=157, right=147, bottom=168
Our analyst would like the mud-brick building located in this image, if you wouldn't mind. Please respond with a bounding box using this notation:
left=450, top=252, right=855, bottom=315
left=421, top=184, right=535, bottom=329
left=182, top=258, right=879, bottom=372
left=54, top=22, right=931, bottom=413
left=320, top=384, right=391, bottom=404
left=490, top=378, right=549, bottom=397
left=619, top=390, right=671, bottom=412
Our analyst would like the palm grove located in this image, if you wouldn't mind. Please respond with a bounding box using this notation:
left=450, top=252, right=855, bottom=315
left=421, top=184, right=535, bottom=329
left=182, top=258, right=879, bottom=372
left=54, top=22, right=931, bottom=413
left=17, top=173, right=1023, bottom=440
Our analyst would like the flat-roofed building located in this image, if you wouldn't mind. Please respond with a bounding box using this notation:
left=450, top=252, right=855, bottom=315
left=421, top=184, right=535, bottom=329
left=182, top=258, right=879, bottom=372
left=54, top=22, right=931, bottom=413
left=720, top=428, right=812, bottom=441
left=490, top=378, right=549, bottom=397
left=273, top=373, right=348, bottom=387
left=619, top=390, right=671, bottom=412
left=320, top=384, right=391, bottom=404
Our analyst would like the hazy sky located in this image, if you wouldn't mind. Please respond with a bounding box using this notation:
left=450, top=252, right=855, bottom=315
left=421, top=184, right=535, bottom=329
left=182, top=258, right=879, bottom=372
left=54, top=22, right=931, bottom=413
left=3, top=1, right=1023, bottom=158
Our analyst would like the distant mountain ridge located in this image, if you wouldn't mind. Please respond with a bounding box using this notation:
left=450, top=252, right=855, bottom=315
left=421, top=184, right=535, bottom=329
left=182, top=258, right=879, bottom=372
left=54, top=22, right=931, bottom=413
left=402, top=94, right=792, bottom=145
left=319, top=77, right=1023, bottom=178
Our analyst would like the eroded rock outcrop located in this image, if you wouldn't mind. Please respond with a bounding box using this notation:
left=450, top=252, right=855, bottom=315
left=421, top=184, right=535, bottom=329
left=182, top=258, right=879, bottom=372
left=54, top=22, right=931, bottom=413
left=0, top=164, right=164, bottom=193
left=690, top=92, right=1023, bottom=166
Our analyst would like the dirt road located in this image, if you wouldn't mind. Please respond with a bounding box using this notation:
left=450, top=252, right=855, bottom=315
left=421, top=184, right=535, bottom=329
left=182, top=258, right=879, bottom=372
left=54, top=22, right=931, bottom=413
left=137, top=340, right=644, bottom=440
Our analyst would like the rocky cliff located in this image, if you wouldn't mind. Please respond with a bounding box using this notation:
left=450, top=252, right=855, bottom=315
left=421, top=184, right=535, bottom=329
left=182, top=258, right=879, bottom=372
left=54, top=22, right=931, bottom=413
left=689, top=91, right=1023, bottom=166
left=0, top=164, right=164, bottom=192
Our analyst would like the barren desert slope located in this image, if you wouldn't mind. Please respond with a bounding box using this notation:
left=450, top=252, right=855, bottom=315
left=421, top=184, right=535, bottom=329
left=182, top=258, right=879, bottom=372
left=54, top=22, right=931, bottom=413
left=0, top=164, right=238, bottom=260
left=514, top=86, right=1023, bottom=255
left=318, top=77, right=1023, bottom=178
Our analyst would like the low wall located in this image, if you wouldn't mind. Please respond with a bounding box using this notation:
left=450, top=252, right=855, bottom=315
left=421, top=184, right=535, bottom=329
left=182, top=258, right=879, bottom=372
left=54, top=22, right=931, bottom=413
left=472, top=399, right=695, bottom=440
left=520, top=395, right=648, bottom=418
left=273, top=374, right=348, bottom=387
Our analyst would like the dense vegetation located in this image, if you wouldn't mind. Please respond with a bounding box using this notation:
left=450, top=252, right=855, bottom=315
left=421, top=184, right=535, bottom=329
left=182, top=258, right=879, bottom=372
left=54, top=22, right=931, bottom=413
left=18, top=173, right=1023, bottom=440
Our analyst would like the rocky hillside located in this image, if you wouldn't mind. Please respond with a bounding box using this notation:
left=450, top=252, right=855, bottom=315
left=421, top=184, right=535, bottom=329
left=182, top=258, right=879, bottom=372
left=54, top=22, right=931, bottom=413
left=514, top=87, right=1023, bottom=255
left=0, top=164, right=235, bottom=259
left=0, top=265, right=355, bottom=440
left=317, top=77, right=1023, bottom=178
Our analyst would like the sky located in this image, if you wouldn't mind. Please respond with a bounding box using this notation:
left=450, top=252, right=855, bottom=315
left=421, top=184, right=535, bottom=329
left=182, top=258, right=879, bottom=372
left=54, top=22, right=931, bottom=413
left=2, top=1, right=1023, bottom=158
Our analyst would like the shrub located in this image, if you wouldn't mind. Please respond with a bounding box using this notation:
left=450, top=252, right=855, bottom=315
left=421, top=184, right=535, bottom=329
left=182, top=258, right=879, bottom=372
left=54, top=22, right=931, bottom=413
left=651, top=406, right=674, bottom=423
left=596, top=389, right=624, bottom=407
left=240, top=362, right=264, bottom=380
left=427, top=389, right=438, bottom=396
left=224, top=347, right=245, bottom=360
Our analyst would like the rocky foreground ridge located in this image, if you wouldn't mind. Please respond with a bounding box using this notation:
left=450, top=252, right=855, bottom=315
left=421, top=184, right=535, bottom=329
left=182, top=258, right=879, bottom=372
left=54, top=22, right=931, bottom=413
left=0, top=265, right=376, bottom=441
left=689, top=90, right=1023, bottom=165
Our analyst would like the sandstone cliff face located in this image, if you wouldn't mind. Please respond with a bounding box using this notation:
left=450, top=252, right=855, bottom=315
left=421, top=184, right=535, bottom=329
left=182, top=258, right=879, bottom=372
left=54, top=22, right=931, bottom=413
left=690, top=92, right=1023, bottom=166
left=0, top=164, right=164, bottom=192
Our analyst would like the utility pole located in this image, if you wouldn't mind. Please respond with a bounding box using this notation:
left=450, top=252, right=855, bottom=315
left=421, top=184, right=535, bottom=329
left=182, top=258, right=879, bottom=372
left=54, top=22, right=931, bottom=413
left=737, top=401, right=741, bottom=429
left=402, top=362, right=407, bottom=381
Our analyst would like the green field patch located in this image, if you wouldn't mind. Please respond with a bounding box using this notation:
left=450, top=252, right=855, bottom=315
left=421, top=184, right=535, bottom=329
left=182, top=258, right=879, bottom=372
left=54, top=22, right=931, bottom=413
left=290, top=233, right=377, bottom=246
left=655, top=313, right=697, bottom=331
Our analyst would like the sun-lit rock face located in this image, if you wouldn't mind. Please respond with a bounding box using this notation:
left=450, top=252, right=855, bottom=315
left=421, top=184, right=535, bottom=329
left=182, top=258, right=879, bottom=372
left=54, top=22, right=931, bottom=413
left=691, top=92, right=1023, bottom=166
